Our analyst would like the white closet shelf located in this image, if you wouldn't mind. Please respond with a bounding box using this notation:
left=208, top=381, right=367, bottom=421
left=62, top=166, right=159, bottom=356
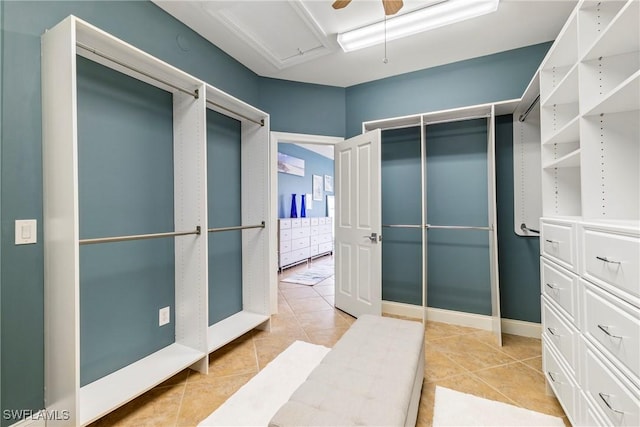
left=205, top=84, right=267, bottom=125
left=541, top=13, right=579, bottom=70
left=79, top=343, right=205, bottom=425
left=364, top=114, right=421, bottom=131
left=75, top=17, right=202, bottom=96
left=581, top=0, right=640, bottom=62
left=207, top=311, right=270, bottom=353
left=583, top=70, right=640, bottom=116
left=541, top=63, right=580, bottom=107
left=543, top=116, right=580, bottom=146
left=543, top=148, right=581, bottom=169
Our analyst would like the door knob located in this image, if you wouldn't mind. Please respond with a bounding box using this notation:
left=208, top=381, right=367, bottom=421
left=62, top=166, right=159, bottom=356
left=363, top=232, right=380, bottom=243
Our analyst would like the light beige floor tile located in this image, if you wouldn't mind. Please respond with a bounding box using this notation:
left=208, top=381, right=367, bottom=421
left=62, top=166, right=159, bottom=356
left=430, top=335, right=516, bottom=371
left=188, top=338, right=257, bottom=382
left=286, top=296, right=333, bottom=313
left=89, top=383, right=184, bottom=427
left=176, top=373, right=255, bottom=426
left=416, top=380, right=435, bottom=427
left=253, top=336, right=302, bottom=369
left=280, top=286, right=319, bottom=300
left=321, top=294, right=335, bottom=306
left=474, top=361, right=566, bottom=417
left=295, top=310, right=350, bottom=332
left=498, top=334, right=543, bottom=360
left=305, top=326, right=349, bottom=347
left=435, top=373, right=516, bottom=406
left=252, top=313, right=307, bottom=341
left=424, top=347, right=468, bottom=381
left=425, top=321, right=479, bottom=341
left=522, top=356, right=543, bottom=373
left=313, top=284, right=334, bottom=296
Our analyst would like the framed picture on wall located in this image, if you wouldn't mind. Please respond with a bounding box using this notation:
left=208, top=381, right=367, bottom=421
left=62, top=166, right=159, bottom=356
left=277, top=152, right=305, bottom=176
left=313, top=175, right=323, bottom=201
left=324, top=175, right=333, bottom=193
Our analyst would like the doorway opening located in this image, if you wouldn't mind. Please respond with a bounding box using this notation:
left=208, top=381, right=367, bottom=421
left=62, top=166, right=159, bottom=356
left=269, top=132, right=342, bottom=314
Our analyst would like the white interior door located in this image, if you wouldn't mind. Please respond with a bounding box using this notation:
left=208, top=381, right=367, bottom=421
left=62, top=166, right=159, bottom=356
left=334, top=130, right=382, bottom=317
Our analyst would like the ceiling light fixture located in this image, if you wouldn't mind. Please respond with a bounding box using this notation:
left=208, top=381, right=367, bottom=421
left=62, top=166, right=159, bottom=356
left=337, top=0, right=500, bottom=52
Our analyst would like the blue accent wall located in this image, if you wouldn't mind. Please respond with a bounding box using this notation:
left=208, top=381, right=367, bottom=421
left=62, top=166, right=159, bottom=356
left=77, top=57, right=176, bottom=386
left=259, top=77, right=346, bottom=137
left=277, top=144, right=334, bottom=219
left=345, top=42, right=552, bottom=138
left=0, top=1, right=259, bottom=423
left=207, top=110, right=243, bottom=325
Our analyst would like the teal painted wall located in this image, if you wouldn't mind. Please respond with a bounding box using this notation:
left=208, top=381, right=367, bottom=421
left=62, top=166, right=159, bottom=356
left=0, top=1, right=259, bottom=423
left=277, top=144, right=334, bottom=219
left=258, top=77, right=346, bottom=137
left=77, top=57, right=176, bottom=386
left=207, top=111, right=243, bottom=325
left=345, top=42, right=552, bottom=138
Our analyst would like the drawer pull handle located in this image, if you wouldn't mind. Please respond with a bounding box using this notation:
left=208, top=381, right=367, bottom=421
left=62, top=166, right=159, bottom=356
left=598, top=392, right=624, bottom=415
left=545, top=282, right=560, bottom=290
left=545, top=239, right=559, bottom=244
left=596, top=256, right=621, bottom=265
left=547, top=327, right=561, bottom=337
left=547, top=371, right=563, bottom=384
left=597, top=324, right=623, bottom=340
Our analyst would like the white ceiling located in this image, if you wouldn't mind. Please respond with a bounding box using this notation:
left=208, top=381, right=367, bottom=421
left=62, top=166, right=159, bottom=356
left=153, top=0, right=576, bottom=88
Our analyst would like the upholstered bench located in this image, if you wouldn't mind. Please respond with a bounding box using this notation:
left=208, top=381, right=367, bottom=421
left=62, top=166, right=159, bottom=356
left=269, top=314, right=425, bottom=426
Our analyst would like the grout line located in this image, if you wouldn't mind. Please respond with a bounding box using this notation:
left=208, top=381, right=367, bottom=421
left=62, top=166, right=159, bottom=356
left=172, top=374, right=189, bottom=427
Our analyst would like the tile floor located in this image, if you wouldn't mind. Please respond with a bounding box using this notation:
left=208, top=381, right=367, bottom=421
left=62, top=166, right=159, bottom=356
left=91, top=255, right=568, bottom=426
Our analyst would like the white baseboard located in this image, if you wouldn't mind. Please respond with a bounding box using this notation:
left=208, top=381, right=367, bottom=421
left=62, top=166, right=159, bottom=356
left=7, top=412, right=46, bottom=427
left=382, top=300, right=541, bottom=338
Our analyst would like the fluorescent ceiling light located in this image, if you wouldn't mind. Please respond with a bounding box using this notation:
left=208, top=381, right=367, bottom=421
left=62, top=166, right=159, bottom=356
left=337, top=0, right=500, bottom=52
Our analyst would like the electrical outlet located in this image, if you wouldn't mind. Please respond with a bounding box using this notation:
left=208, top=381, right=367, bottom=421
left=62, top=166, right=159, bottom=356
left=159, top=306, right=170, bottom=326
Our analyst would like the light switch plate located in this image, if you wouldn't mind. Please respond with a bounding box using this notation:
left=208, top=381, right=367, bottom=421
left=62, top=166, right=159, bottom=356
left=15, top=219, right=37, bottom=245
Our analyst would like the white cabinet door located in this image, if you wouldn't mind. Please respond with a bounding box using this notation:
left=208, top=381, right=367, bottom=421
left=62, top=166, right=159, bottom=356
left=334, top=130, right=382, bottom=317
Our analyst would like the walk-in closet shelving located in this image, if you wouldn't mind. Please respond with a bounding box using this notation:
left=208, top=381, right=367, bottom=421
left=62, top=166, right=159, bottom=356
left=363, top=99, right=518, bottom=344
left=536, top=1, right=639, bottom=425
left=204, top=84, right=271, bottom=354
left=42, top=16, right=270, bottom=426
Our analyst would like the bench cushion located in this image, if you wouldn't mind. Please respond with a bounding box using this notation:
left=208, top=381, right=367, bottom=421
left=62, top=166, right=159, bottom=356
left=269, top=314, right=425, bottom=426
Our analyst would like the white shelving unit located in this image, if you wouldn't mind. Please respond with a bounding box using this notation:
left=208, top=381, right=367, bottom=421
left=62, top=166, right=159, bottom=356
left=534, top=1, right=640, bottom=425
left=42, top=16, right=271, bottom=425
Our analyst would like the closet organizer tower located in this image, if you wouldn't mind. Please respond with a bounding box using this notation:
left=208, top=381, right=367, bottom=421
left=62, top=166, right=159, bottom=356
left=42, top=16, right=270, bottom=426
left=364, top=102, right=515, bottom=343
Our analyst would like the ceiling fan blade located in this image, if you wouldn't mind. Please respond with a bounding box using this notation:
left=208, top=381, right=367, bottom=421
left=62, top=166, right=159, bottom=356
left=332, top=0, right=352, bottom=10
left=382, top=0, right=403, bottom=15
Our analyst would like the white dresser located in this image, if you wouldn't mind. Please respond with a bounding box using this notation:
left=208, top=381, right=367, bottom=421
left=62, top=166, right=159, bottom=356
left=537, top=1, right=639, bottom=425
left=279, top=217, right=333, bottom=270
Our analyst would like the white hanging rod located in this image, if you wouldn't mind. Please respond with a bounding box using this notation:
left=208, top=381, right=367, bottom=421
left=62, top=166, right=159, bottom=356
left=208, top=222, right=265, bottom=233
left=426, top=224, right=492, bottom=231
left=520, top=223, right=540, bottom=234
left=423, top=114, right=490, bottom=126
left=518, top=95, right=540, bottom=122
left=206, top=99, right=264, bottom=127
left=383, top=224, right=491, bottom=231
left=79, top=226, right=201, bottom=245
left=76, top=42, right=199, bottom=99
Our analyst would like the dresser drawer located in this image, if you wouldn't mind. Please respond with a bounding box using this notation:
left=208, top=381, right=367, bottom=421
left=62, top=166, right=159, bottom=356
left=301, top=218, right=310, bottom=227
left=310, top=226, right=319, bottom=236
left=319, top=224, right=333, bottom=234
left=310, top=218, right=319, bottom=226
left=541, top=220, right=577, bottom=272
left=291, top=218, right=302, bottom=228
left=309, top=245, right=319, bottom=256
left=280, top=240, right=291, bottom=253
left=310, top=235, right=319, bottom=246
left=581, top=340, right=640, bottom=427
left=542, top=297, right=578, bottom=373
left=292, top=237, right=310, bottom=250
left=543, top=338, right=578, bottom=424
left=541, top=257, right=579, bottom=323
left=582, top=227, right=639, bottom=301
left=280, top=229, right=292, bottom=241
left=319, top=217, right=326, bottom=225
left=280, top=251, right=293, bottom=266
left=279, top=219, right=292, bottom=229
left=583, top=280, right=640, bottom=385
left=292, top=247, right=310, bottom=263
left=318, top=242, right=333, bottom=253
left=291, top=226, right=310, bottom=239
left=318, top=233, right=332, bottom=244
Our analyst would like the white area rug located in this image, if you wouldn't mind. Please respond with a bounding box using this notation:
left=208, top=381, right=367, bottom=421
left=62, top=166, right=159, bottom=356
left=280, top=264, right=334, bottom=286
left=433, top=386, right=565, bottom=427
left=198, top=340, right=330, bottom=426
